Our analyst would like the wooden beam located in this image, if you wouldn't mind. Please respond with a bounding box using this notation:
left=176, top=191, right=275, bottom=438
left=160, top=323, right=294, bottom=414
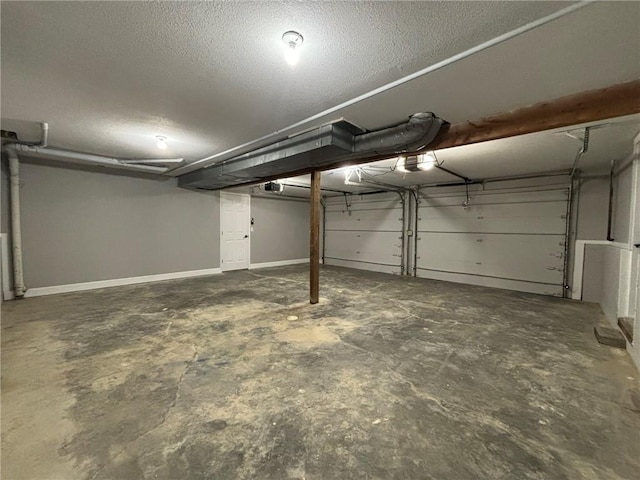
left=428, top=79, right=640, bottom=151
left=309, top=170, right=321, bottom=304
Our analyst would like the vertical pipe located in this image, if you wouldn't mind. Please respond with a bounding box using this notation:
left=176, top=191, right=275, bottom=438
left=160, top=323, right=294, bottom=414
left=607, top=159, right=615, bottom=241
left=397, top=192, right=405, bottom=275
left=404, top=191, right=412, bottom=275
left=310, top=170, right=321, bottom=304
left=413, top=188, right=420, bottom=277
left=321, top=198, right=326, bottom=265
left=7, top=146, right=26, bottom=297
left=562, top=179, right=574, bottom=297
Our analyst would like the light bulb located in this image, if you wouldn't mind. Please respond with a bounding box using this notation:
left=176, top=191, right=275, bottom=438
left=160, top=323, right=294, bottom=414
left=285, top=44, right=299, bottom=66
left=418, top=153, right=435, bottom=171
left=344, top=167, right=361, bottom=185
left=156, top=136, right=168, bottom=150
left=282, top=31, right=303, bottom=67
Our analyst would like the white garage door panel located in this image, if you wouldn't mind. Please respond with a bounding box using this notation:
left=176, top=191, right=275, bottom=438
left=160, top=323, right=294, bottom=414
left=326, top=192, right=401, bottom=212
left=416, top=185, right=568, bottom=296
left=420, top=189, right=568, bottom=207
left=324, top=257, right=401, bottom=275
left=325, top=192, right=403, bottom=274
left=417, top=232, right=564, bottom=284
left=418, top=269, right=564, bottom=297
left=418, top=201, right=566, bottom=234
left=325, top=231, right=401, bottom=266
left=326, top=208, right=403, bottom=231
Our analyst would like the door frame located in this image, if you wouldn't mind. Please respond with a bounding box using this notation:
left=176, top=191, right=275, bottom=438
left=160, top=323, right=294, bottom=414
left=220, top=192, right=251, bottom=272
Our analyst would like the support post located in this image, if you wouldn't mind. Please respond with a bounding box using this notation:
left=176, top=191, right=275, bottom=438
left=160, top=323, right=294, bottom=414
left=310, top=170, right=321, bottom=304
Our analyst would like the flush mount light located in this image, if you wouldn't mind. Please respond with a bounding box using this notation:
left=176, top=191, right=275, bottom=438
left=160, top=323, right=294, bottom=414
left=282, top=30, right=304, bottom=66
left=156, top=136, right=168, bottom=150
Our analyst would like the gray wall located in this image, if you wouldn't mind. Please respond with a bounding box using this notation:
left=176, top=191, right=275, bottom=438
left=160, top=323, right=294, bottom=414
left=575, top=175, right=609, bottom=303
left=613, top=161, right=633, bottom=244
left=18, top=163, right=220, bottom=288
left=250, top=196, right=309, bottom=264
left=576, top=176, right=609, bottom=241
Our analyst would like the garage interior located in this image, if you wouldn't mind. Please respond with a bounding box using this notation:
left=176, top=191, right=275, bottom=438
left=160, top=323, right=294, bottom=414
left=1, top=2, right=639, bottom=479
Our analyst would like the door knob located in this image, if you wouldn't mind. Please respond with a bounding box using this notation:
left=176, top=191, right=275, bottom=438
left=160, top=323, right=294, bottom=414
left=244, top=235, right=249, bottom=238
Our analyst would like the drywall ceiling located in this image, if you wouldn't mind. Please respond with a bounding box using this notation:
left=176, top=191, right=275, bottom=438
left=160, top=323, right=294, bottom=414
left=2, top=1, right=638, bottom=176
left=279, top=114, right=640, bottom=196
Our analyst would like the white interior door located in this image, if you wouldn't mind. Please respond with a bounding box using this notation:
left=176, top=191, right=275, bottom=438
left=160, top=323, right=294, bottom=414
left=220, top=193, right=250, bottom=272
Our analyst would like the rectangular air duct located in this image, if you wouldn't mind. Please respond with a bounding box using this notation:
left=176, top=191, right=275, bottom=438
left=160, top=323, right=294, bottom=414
left=179, top=113, right=445, bottom=190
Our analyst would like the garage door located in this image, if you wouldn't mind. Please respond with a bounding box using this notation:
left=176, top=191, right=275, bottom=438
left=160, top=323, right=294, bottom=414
left=416, top=187, right=568, bottom=296
left=324, top=193, right=403, bottom=274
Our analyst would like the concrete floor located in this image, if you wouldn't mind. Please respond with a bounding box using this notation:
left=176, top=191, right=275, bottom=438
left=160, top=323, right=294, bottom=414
left=2, top=265, right=639, bottom=480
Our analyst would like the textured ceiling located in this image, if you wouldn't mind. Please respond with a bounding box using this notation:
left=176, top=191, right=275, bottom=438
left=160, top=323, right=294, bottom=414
left=280, top=114, right=640, bottom=196
left=1, top=1, right=639, bottom=177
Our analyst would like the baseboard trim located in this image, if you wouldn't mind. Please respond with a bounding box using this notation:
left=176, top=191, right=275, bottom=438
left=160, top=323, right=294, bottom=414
left=22, top=268, right=222, bottom=298
left=249, top=258, right=308, bottom=270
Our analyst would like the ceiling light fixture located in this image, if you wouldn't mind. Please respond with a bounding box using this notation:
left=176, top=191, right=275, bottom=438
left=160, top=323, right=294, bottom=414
left=156, top=136, right=168, bottom=150
left=396, top=152, right=436, bottom=172
left=417, top=152, right=436, bottom=171
left=344, top=167, right=362, bottom=185
left=282, top=30, right=304, bottom=66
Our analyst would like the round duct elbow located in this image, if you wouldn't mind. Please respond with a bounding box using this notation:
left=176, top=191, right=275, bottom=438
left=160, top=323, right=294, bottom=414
left=353, top=112, right=446, bottom=155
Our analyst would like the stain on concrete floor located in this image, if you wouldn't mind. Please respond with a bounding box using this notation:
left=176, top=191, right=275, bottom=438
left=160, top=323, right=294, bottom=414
left=2, top=265, right=639, bottom=479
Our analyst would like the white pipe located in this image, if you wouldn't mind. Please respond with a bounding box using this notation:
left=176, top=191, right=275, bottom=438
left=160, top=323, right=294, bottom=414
left=40, top=122, right=49, bottom=147
left=169, top=0, right=593, bottom=176
left=6, top=146, right=26, bottom=297
left=14, top=145, right=170, bottom=174
left=120, top=158, right=184, bottom=165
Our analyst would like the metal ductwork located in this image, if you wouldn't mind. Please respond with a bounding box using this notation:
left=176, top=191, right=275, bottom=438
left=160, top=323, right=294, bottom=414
left=353, top=112, right=442, bottom=154
left=178, top=112, right=445, bottom=190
